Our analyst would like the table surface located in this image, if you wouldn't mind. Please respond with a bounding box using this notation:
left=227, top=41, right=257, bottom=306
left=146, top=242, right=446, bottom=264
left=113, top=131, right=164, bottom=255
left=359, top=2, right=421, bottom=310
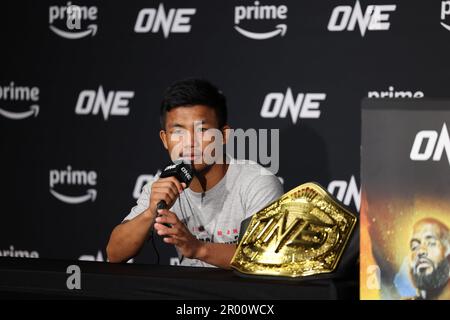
left=0, top=258, right=358, bottom=299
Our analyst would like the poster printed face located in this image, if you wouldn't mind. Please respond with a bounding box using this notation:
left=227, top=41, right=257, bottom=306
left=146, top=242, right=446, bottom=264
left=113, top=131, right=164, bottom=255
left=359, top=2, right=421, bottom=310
left=409, top=219, right=450, bottom=291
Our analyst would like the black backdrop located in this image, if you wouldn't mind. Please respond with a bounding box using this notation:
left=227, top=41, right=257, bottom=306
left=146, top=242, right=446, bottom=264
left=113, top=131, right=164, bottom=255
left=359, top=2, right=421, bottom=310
left=1, top=0, right=449, bottom=265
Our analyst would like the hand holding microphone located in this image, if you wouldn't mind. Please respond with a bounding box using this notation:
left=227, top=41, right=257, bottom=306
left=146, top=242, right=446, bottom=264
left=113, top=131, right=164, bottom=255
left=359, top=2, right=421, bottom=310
left=151, top=160, right=204, bottom=260
left=150, top=160, right=194, bottom=227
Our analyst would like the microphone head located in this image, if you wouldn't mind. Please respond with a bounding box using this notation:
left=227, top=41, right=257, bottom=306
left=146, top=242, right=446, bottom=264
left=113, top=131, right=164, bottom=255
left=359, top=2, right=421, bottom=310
left=160, top=159, right=195, bottom=186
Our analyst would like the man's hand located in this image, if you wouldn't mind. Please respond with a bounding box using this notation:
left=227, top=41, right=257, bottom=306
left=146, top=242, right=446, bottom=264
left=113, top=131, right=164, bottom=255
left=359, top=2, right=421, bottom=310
left=153, top=209, right=203, bottom=259
left=154, top=209, right=237, bottom=269
left=149, top=177, right=186, bottom=214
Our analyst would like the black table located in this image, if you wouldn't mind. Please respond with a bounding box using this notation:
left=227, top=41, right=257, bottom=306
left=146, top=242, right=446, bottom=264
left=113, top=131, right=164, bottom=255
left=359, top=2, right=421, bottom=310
left=0, top=258, right=357, bottom=299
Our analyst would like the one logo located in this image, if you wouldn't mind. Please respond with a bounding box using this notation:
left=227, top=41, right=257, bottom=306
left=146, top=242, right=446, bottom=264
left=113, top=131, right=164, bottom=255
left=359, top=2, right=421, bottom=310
left=244, top=206, right=334, bottom=253
left=328, top=0, right=396, bottom=37
left=75, top=86, right=134, bottom=120
left=134, top=3, right=196, bottom=38
left=49, top=166, right=98, bottom=204
left=0, top=245, right=39, bottom=258
left=0, top=82, right=40, bottom=120
left=133, top=172, right=161, bottom=199
left=368, top=86, right=424, bottom=99
left=79, top=250, right=133, bottom=263
left=231, top=183, right=357, bottom=278
left=260, top=88, right=325, bottom=124
left=234, top=1, right=288, bottom=40
left=441, top=1, right=450, bottom=31
left=49, top=2, right=98, bottom=39
left=180, top=166, right=192, bottom=181
left=410, top=123, right=450, bottom=166
left=328, top=175, right=361, bottom=212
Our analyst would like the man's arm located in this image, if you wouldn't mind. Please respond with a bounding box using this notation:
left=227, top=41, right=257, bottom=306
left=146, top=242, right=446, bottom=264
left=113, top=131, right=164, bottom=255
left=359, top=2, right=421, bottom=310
left=195, top=242, right=237, bottom=270
left=154, top=209, right=237, bottom=269
left=107, top=177, right=185, bottom=263
left=106, top=208, right=155, bottom=263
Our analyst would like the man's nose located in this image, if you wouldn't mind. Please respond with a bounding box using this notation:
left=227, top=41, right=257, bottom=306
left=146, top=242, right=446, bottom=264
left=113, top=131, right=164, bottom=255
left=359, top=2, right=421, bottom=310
left=184, top=130, right=201, bottom=148
left=417, top=245, right=428, bottom=258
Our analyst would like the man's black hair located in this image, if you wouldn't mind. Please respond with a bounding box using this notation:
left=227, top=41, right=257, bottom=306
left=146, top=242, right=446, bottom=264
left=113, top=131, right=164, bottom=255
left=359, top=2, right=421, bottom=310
left=160, top=78, right=227, bottom=129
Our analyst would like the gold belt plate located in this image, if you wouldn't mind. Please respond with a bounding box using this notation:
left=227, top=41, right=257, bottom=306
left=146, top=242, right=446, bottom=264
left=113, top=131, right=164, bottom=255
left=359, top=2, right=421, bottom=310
left=231, top=182, right=357, bottom=278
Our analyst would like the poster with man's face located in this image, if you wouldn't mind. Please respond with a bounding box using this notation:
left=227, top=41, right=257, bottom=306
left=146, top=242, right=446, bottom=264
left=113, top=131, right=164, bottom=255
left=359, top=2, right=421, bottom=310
left=360, top=100, right=450, bottom=300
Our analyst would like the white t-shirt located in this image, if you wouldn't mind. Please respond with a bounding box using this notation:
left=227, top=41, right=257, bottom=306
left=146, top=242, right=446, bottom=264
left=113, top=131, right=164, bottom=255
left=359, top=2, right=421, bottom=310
left=123, top=158, right=283, bottom=267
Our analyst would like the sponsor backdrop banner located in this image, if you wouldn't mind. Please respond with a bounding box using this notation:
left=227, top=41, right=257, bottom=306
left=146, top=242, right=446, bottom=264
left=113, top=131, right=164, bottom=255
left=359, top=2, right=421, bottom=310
left=1, top=0, right=449, bottom=266
left=360, top=100, right=450, bottom=299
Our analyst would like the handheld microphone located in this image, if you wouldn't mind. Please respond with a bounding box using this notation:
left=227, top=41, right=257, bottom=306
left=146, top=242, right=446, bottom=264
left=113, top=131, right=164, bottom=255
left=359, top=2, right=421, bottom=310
left=156, top=159, right=195, bottom=226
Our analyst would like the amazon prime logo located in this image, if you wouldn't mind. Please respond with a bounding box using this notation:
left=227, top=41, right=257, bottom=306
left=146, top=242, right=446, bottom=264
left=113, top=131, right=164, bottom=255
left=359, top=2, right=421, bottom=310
left=0, top=245, right=39, bottom=258
left=49, top=2, right=98, bottom=39
left=441, top=1, right=450, bottom=31
left=0, top=82, right=39, bottom=120
left=234, top=1, right=288, bottom=40
left=49, top=166, right=97, bottom=204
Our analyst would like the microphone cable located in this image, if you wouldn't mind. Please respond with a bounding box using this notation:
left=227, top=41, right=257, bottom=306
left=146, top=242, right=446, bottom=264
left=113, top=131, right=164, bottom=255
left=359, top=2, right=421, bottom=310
left=149, top=191, right=189, bottom=266
left=149, top=228, right=160, bottom=265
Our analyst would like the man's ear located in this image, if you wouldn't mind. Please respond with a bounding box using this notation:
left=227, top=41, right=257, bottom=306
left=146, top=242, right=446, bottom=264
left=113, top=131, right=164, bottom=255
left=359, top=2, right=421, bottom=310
left=160, top=130, right=168, bottom=150
left=222, top=125, right=231, bottom=145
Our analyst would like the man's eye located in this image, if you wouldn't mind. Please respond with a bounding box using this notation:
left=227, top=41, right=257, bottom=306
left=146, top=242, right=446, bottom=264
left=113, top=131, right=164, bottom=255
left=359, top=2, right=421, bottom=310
left=428, top=241, right=436, bottom=247
left=411, top=243, right=419, bottom=251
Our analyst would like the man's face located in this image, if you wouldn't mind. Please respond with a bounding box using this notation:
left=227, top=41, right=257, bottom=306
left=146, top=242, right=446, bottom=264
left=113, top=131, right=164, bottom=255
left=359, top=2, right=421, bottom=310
left=160, top=105, right=227, bottom=172
left=409, top=222, right=450, bottom=291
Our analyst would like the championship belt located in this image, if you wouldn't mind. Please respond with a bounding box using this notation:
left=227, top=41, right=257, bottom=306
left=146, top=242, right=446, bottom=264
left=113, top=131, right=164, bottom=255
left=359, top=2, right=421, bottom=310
left=231, top=182, right=357, bottom=278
